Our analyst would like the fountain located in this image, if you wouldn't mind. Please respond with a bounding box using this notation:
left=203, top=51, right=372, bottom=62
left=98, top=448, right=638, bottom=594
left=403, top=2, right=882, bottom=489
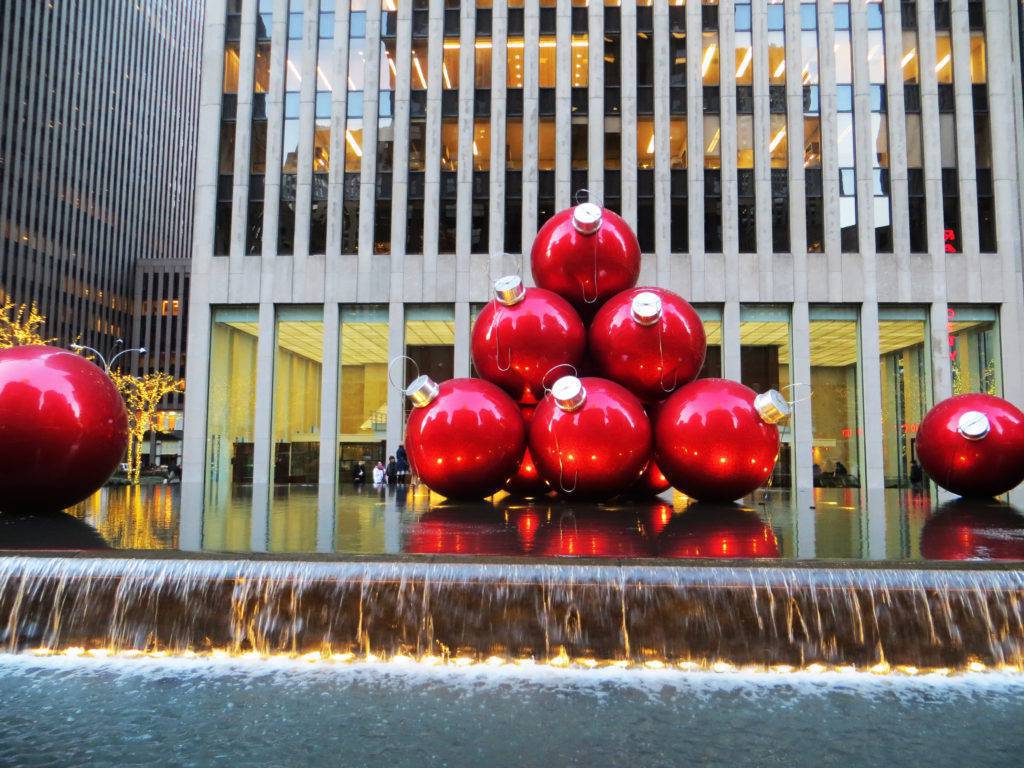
left=1, top=555, right=1021, bottom=671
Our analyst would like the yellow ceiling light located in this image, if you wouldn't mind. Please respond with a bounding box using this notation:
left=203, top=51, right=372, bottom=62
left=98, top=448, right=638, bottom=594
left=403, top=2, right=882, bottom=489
left=736, top=48, right=752, bottom=79
left=701, top=44, right=717, bottom=78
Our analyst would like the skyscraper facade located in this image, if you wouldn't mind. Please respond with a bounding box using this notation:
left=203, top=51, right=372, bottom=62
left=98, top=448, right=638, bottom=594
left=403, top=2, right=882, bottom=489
left=181, top=0, right=1024, bottom=549
left=0, top=0, right=202, bottom=375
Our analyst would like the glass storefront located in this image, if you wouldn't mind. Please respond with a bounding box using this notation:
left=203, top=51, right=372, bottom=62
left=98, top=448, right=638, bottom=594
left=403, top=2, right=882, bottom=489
left=338, top=305, right=390, bottom=479
left=695, top=305, right=722, bottom=378
left=949, top=305, right=1001, bottom=396
left=809, top=306, right=861, bottom=488
left=740, top=305, right=792, bottom=487
left=403, top=304, right=456, bottom=428
left=271, top=307, right=324, bottom=487
left=203, top=307, right=259, bottom=550
left=879, top=306, right=929, bottom=489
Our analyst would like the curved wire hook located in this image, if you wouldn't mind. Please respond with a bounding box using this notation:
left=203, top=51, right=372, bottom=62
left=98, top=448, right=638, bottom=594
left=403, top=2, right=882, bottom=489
left=781, top=382, right=813, bottom=406
left=489, top=299, right=512, bottom=372
left=541, top=363, right=579, bottom=394
left=573, top=188, right=603, bottom=208
left=387, top=355, right=420, bottom=392
left=580, top=235, right=601, bottom=304
left=553, top=428, right=579, bottom=494
left=656, top=321, right=680, bottom=393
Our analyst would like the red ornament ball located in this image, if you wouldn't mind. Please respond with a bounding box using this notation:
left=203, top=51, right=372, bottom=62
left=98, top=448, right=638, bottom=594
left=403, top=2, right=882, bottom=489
left=920, top=501, right=1024, bottom=561
left=657, top=504, right=780, bottom=559
left=0, top=346, right=128, bottom=513
left=404, top=376, right=525, bottom=500
left=530, top=203, right=641, bottom=319
left=655, top=379, right=786, bottom=502
left=631, top=459, right=673, bottom=497
left=529, top=376, right=652, bottom=500
left=916, top=393, right=1024, bottom=498
left=589, top=287, right=706, bottom=403
left=471, top=278, right=586, bottom=404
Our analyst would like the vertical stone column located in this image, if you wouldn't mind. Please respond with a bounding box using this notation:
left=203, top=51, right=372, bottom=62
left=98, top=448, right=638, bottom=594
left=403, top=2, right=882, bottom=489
left=385, top=301, right=406, bottom=458
left=490, top=1, right=509, bottom=274
left=229, top=0, right=258, bottom=274
left=720, top=0, right=739, bottom=299
left=291, top=0, right=321, bottom=269
left=620, top=1, right=638, bottom=228
left=722, top=301, right=742, bottom=379
left=388, top=2, right=412, bottom=301
left=883, top=0, right=911, bottom=300
left=653, top=0, right=671, bottom=279
left=455, top=1, right=476, bottom=306
left=816, top=0, right=841, bottom=298
left=686, top=0, right=704, bottom=299
left=357, top=0, right=382, bottom=299
left=422, top=0, right=444, bottom=297
left=317, top=301, right=339, bottom=551
left=521, top=0, right=540, bottom=256
left=752, top=0, right=773, bottom=291
left=249, top=301, right=276, bottom=552
left=950, top=0, right=981, bottom=296
left=555, top=0, right=571, bottom=208
left=586, top=0, right=604, bottom=199
left=983, top=0, right=1024, bottom=504
left=180, top=0, right=229, bottom=549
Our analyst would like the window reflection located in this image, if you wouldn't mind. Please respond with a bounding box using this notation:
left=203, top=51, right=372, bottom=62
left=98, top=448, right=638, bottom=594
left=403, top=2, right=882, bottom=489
left=740, top=305, right=792, bottom=487
left=810, top=307, right=861, bottom=490
left=879, top=307, right=929, bottom=489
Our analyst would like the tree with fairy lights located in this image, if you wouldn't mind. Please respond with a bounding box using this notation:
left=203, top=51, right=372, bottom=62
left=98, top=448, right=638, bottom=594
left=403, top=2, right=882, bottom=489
left=108, top=370, right=184, bottom=485
left=0, top=301, right=55, bottom=348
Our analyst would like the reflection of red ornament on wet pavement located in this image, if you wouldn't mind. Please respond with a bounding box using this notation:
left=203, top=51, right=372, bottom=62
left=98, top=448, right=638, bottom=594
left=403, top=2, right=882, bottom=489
left=530, top=203, right=641, bottom=319
left=471, top=277, right=586, bottom=404
left=404, top=377, right=525, bottom=500
left=920, top=502, right=1024, bottom=561
left=589, top=287, right=706, bottom=403
left=530, top=376, right=652, bottom=500
left=655, top=379, right=789, bottom=502
left=915, top=393, right=1024, bottom=498
left=535, top=510, right=651, bottom=558
left=511, top=506, right=542, bottom=553
left=657, top=505, right=780, bottom=559
left=0, top=346, right=128, bottom=513
left=406, top=508, right=517, bottom=556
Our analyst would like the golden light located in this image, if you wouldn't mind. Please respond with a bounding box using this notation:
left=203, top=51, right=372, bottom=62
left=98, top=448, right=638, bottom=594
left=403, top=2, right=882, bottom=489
left=701, top=44, right=717, bottom=78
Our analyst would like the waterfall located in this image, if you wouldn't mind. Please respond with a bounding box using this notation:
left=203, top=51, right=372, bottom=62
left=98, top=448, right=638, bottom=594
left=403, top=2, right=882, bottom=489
left=0, top=556, right=1022, bottom=669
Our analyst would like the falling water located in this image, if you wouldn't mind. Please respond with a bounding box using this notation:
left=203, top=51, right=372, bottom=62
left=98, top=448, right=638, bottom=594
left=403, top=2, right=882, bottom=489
left=0, top=556, right=1022, bottom=669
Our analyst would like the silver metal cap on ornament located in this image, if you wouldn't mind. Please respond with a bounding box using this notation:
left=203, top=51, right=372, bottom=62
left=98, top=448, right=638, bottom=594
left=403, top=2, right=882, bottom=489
left=754, top=389, right=791, bottom=425
left=405, top=374, right=440, bottom=408
left=494, top=275, right=526, bottom=306
left=552, top=375, right=587, bottom=412
left=630, top=291, right=663, bottom=326
left=957, top=410, right=990, bottom=440
left=572, top=202, right=603, bottom=235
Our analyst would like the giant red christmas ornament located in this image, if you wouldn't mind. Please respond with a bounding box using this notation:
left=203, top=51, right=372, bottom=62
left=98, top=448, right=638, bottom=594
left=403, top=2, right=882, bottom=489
left=505, top=405, right=550, bottom=497
left=915, top=393, right=1024, bottom=498
left=657, top=504, right=780, bottom=559
left=404, top=376, right=525, bottom=500
left=655, top=379, right=789, bottom=502
left=471, top=276, right=586, bottom=404
left=631, top=459, right=672, bottom=497
left=920, top=501, right=1024, bottom=561
left=0, top=346, right=128, bottom=513
left=529, top=376, right=652, bottom=500
left=589, top=287, right=706, bottom=403
left=530, top=202, right=641, bottom=318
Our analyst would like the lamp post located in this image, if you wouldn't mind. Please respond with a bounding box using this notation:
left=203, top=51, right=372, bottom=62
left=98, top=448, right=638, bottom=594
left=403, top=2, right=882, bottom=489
left=70, top=338, right=147, bottom=373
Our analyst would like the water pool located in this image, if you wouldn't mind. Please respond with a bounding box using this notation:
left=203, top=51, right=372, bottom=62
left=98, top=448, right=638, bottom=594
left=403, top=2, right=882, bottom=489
left=0, top=656, right=1021, bottom=767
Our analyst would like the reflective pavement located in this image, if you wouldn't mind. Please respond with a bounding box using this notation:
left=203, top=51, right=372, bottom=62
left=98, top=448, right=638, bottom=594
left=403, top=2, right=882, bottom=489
left=2, top=482, right=1012, bottom=562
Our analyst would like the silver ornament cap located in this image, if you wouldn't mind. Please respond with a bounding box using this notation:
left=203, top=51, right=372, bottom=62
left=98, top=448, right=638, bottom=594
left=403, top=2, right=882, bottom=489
left=753, top=389, right=791, bottom=425
left=630, top=291, right=663, bottom=326
left=494, top=275, right=526, bottom=306
left=572, top=202, right=603, bottom=235
left=405, top=374, right=440, bottom=408
left=957, top=410, right=990, bottom=440
left=551, top=375, right=587, bottom=412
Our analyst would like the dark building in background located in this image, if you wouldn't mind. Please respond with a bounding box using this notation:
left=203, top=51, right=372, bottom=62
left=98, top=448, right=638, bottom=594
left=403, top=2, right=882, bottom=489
left=0, top=0, right=202, bottom=466
left=0, top=0, right=201, bottom=360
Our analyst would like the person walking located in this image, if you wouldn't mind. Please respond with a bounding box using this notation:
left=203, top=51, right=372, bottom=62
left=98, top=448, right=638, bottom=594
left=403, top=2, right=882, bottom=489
left=386, top=456, right=398, bottom=484
left=351, top=462, right=366, bottom=484
left=396, top=445, right=410, bottom=483
left=372, top=461, right=386, bottom=485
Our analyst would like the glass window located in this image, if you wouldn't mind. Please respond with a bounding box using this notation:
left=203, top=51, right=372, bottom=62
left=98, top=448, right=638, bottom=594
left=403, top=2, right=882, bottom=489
left=702, top=32, right=720, bottom=84
left=740, top=305, right=792, bottom=488
left=442, top=38, right=459, bottom=89
left=404, top=305, right=456, bottom=429
left=703, top=114, right=721, bottom=168
left=696, top=306, right=722, bottom=378
left=736, top=115, right=754, bottom=169
left=411, top=41, right=429, bottom=90
left=475, top=39, right=492, bottom=88
left=810, top=306, right=861, bottom=492
left=271, top=307, right=324, bottom=485
left=254, top=43, right=271, bottom=93
left=572, top=35, right=588, bottom=87
left=638, top=120, right=655, bottom=170
left=539, top=37, right=557, bottom=87
left=879, top=307, right=930, bottom=489
left=473, top=120, right=490, bottom=171
left=223, top=43, right=240, bottom=93
left=670, top=118, right=687, bottom=169
left=441, top=120, right=459, bottom=171
left=338, top=305, right=390, bottom=471
left=508, top=38, right=525, bottom=87
left=935, top=33, right=952, bottom=84
left=203, top=307, right=259, bottom=550
left=538, top=120, right=555, bottom=171
left=770, top=114, right=787, bottom=168
left=949, top=306, right=1001, bottom=396
left=506, top=119, right=523, bottom=170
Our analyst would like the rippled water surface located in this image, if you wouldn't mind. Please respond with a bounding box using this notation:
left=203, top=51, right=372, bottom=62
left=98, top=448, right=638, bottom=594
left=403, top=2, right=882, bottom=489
left=0, top=657, right=1021, bottom=767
